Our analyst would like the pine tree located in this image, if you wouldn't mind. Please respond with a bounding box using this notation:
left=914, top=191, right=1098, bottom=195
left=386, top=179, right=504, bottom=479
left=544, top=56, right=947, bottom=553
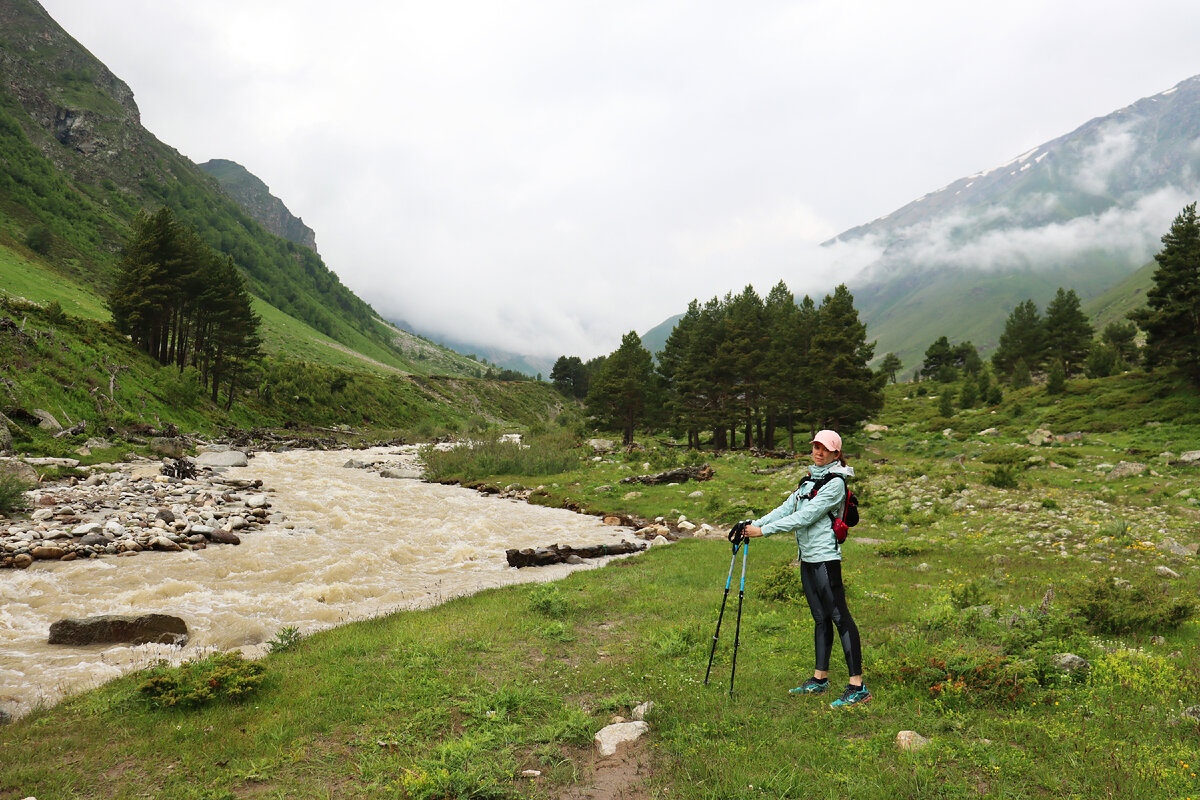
left=585, top=331, right=657, bottom=446
left=921, top=336, right=957, bottom=381
left=762, top=281, right=805, bottom=450
left=720, top=286, right=768, bottom=448
left=992, top=300, right=1046, bottom=378
left=807, top=285, right=884, bottom=432
left=878, top=353, right=903, bottom=384
left=1043, top=288, right=1093, bottom=377
left=1131, top=202, right=1200, bottom=382
left=550, top=356, right=587, bottom=398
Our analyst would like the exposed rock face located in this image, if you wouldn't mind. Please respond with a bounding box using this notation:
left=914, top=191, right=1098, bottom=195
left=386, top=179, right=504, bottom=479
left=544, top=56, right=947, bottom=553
left=199, top=159, right=320, bottom=254
left=48, top=613, right=189, bottom=646
left=0, top=0, right=142, bottom=172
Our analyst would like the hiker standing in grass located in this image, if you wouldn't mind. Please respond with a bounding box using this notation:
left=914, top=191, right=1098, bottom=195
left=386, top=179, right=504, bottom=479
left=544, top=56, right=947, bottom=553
left=740, top=429, right=871, bottom=708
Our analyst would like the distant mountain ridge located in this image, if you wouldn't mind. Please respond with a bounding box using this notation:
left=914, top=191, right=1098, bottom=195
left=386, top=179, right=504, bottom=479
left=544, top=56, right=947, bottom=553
left=199, top=159, right=319, bottom=254
left=835, top=74, right=1200, bottom=368
left=640, top=76, right=1200, bottom=371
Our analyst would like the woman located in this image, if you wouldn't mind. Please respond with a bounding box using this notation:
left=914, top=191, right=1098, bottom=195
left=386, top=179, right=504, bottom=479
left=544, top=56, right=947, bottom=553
left=741, top=429, right=870, bottom=708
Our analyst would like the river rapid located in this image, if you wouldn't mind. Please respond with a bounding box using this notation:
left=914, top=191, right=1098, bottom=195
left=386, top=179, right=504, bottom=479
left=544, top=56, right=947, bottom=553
left=0, top=446, right=640, bottom=719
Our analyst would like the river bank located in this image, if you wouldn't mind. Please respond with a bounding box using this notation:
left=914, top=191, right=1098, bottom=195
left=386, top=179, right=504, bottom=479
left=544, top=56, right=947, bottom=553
left=0, top=445, right=653, bottom=722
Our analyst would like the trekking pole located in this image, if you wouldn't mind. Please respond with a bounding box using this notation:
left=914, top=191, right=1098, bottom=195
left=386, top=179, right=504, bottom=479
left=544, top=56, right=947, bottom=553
left=728, top=538, right=748, bottom=697
left=703, top=540, right=740, bottom=687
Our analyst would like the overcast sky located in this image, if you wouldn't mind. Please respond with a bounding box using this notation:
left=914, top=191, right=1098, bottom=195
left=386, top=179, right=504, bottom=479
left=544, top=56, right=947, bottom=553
left=37, top=0, right=1200, bottom=360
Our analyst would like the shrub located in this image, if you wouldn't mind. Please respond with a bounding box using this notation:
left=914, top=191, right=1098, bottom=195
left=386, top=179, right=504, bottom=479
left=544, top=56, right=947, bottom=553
left=421, top=431, right=578, bottom=482
left=875, top=541, right=930, bottom=558
left=138, top=651, right=265, bottom=709
left=887, top=644, right=1032, bottom=707
left=398, top=732, right=512, bottom=800
left=0, top=473, right=31, bottom=516
left=266, top=625, right=302, bottom=654
left=758, top=561, right=804, bottom=603
left=1065, top=576, right=1195, bottom=634
left=948, top=580, right=989, bottom=610
left=984, top=464, right=1020, bottom=489
left=528, top=584, right=572, bottom=618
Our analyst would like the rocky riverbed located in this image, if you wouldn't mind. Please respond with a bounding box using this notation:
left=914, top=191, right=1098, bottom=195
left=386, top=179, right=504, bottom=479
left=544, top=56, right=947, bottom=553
left=1, top=455, right=281, bottom=569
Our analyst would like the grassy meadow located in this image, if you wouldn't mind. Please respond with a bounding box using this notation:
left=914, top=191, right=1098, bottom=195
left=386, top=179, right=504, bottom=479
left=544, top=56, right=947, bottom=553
left=2, top=376, right=1200, bottom=799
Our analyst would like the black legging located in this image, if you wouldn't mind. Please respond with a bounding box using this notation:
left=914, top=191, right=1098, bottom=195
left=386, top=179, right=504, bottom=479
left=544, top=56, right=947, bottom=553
left=799, top=560, right=863, bottom=676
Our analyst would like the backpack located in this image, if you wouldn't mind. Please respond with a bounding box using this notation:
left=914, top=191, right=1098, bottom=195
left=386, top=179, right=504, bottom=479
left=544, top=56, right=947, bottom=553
left=800, top=472, right=859, bottom=544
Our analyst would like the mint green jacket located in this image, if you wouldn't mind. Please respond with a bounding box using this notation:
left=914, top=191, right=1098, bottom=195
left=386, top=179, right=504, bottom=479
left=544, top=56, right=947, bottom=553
left=752, top=463, right=854, bottom=563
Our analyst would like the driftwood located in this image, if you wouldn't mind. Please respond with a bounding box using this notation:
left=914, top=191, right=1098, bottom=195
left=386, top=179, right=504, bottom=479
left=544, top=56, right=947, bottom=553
left=506, top=541, right=646, bottom=568
left=619, top=465, right=714, bottom=485
left=52, top=422, right=88, bottom=438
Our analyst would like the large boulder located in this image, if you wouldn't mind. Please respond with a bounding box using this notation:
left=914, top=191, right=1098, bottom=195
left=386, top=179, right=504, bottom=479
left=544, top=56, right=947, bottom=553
left=1107, top=461, right=1147, bottom=481
left=195, top=450, right=248, bottom=468
left=149, top=437, right=185, bottom=459
left=0, top=458, right=38, bottom=485
left=48, top=614, right=189, bottom=646
left=32, top=409, right=62, bottom=432
left=0, top=412, right=13, bottom=453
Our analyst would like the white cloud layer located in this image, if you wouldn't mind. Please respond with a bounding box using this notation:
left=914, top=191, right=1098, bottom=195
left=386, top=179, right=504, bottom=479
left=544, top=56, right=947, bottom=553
left=36, top=0, right=1200, bottom=360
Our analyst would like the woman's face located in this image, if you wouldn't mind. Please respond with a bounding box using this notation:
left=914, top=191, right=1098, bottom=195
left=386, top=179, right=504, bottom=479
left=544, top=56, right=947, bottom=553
left=811, top=441, right=838, bottom=466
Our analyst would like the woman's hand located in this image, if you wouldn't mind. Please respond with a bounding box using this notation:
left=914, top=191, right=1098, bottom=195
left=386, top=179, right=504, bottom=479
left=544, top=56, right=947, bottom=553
left=743, top=525, right=763, bottom=538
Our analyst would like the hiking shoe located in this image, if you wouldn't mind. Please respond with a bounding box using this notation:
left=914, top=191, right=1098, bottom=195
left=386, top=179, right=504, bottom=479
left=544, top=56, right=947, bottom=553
left=830, top=684, right=871, bottom=708
left=788, top=677, right=829, bottom=695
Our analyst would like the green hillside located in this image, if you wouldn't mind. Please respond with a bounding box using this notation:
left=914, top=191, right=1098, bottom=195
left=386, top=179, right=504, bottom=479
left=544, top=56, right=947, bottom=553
left=1082, top=259, right=1155, bottom=333
left=0, top=0, right=491, bottom=380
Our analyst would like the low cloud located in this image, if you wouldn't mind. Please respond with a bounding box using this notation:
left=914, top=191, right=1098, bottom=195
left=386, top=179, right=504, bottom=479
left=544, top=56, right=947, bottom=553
left=854, top=185, right=1194, bottom=277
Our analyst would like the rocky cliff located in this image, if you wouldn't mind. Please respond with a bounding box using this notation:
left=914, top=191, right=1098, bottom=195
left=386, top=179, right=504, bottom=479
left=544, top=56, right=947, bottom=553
left=199, top=159, right=319, bottom=254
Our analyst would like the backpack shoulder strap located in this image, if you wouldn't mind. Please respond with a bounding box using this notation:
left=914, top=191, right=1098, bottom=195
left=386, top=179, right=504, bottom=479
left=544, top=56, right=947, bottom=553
left=802, top=472, right=845, bottom=498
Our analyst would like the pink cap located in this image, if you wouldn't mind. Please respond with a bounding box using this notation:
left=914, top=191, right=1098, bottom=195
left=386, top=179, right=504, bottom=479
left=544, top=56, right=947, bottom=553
left=810, top=429, right=842, bottom=452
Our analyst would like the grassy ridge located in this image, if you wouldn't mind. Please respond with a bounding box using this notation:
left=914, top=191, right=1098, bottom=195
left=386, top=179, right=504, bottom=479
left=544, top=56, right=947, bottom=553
left=2, top=377, right=1198, bottom=798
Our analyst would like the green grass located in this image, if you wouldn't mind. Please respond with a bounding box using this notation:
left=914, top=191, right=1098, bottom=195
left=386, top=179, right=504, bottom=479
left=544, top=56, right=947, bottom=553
left=0, top=245, right=109, bottom=319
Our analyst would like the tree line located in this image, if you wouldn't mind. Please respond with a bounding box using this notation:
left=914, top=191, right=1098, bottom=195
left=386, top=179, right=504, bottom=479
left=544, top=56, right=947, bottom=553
left=108, top=208, right=262, bottom=409
left=559, top=201, right=1200, bottom=447
left=553, top=283, right=885, bottom=449
left=908, top=201, right=1200, bottom=402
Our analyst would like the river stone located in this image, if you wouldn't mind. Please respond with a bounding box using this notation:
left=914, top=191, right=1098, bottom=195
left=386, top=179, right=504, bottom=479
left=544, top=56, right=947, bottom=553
left=594, top=721, right=649, bottom=757
left=195, top=450, right=248, bottom=467
left=48, top=614, right=189, bottom=646
left=150, top=536, right=182, bottom=552
left=380, top=468, right=421, bottom=479
left=31, top=545, right=66, bottom=560
left=11, top=553, right=32, bottom=569
left=208, top=529, right=241, bottom=545
left=79, top=532, right=108, bottom=547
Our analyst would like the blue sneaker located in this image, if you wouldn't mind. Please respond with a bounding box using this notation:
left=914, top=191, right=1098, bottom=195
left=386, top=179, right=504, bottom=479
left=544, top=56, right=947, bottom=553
left=789, top=677, right=829, bottom=695
left=830, top=684, right=871, bottom=708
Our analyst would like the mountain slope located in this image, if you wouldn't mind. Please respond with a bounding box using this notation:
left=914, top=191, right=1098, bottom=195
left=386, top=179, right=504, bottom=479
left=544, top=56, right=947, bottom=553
left=835, top=75, right=1200, bottom=367
left=0, top=0, right=478, bottom=376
